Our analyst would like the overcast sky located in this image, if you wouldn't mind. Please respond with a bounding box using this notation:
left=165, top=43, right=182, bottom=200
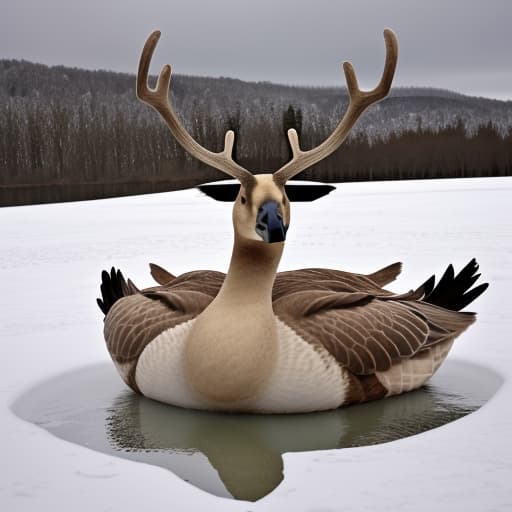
left=2, top=0, right=511, bottom=100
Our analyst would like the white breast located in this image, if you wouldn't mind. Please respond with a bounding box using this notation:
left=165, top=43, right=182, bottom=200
left=135, top=319, right=209, bottom=410
left=134, top=317, right=349, bottom=413
left=250, top=319, right=348, bottom=413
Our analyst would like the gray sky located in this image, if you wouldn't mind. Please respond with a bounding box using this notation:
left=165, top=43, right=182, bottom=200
left=2, top=0, right=511, bottom=99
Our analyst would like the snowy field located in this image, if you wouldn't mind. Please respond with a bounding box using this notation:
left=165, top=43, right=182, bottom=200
left=1, top=177, right=511, bottom=511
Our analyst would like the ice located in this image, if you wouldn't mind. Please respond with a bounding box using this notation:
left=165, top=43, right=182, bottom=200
left=1, top=177, right=511, bottom=510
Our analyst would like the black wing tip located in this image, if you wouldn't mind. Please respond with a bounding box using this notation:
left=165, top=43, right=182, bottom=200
left=96, top=298, right=107, bottom=315
left=423, top=258, right=488, bottom=311
left=97, top=266, right=132, bottom=316
left=457, top=282, right=489, bottom=310
left=420, top=275, right=436, bottom=297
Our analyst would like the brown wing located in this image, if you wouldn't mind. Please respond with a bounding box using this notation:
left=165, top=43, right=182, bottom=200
left=149, top=262, right=176, bottom=284
left=145, top=264, right=397, bottom=298
left=144, top=269, right=225, bottom=296
left=365, top=262, right=402, bottom=287
left=273, top=290, right=474, bottom=376
left=272, top=268, right=395, bottom=300
left=104, top=290, right=206, bottom=365
left=104, top=270, right=225, bottom=365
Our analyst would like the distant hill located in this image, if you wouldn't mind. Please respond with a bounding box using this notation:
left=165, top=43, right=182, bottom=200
left=1, top=59, right=511, bottom=206
left=1, top=59, right=511, bottom=139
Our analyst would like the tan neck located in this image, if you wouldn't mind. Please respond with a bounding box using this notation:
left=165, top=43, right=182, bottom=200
left=217, top=234, right=284, bottom=305
left=184, top=235, right=284, bottom=407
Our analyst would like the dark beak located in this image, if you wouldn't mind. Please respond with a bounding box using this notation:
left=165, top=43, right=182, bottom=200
left=255, top=201, right=288, bottom=243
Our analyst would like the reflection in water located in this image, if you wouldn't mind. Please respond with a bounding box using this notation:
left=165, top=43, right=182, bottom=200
left=12, top=361, right=501, bottom=502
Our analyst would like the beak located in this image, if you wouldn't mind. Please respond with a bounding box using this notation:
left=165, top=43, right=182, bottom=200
left=255, top=201, right=288, bottom=243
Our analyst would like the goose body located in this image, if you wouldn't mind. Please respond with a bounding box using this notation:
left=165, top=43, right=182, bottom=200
left=98, top=29, right=487, bottom=414
left=100, top=256, right=484, bottom=413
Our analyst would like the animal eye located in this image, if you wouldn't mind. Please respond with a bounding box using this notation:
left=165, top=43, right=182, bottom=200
left=241, top=196, right=246, bottom=204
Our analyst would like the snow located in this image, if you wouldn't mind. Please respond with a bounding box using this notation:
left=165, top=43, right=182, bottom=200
left=1, top=177, right=511, bottom=511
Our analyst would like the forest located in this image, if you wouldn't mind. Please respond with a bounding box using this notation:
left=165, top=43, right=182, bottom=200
left=1, top=59, right=511, bottom=206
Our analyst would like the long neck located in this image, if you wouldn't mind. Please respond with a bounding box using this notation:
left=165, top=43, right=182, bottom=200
left=217, top=234, right=284, bottom=305
left=184, top=234, right=284, bottom=407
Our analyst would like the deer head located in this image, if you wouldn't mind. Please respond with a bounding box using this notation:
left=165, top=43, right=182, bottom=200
left=137, top=30, right=398, bottom=244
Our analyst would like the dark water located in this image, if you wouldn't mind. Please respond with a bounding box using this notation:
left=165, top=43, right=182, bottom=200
left=12, top=361, right=501, bottom=502
left=1, top=182, right=335, bottom=207
left=0, top=179, right=198, bottom=207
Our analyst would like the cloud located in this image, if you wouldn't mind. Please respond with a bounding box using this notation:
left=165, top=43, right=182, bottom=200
left=2, top=0, right=511, bottom=99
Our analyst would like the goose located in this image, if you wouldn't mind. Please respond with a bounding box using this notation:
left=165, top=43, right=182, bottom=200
left=97, top=30, right=488, bottom=414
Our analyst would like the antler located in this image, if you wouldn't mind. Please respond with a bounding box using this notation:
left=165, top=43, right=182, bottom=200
left=273, top=29, right=398, bottom=185
left=137, top=31, right=255, bottom=187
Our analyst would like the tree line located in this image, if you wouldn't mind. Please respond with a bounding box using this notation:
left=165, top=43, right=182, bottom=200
left=1, top=59, right=511, bottom=206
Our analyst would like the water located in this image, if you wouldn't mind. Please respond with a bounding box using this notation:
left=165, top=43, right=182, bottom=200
left=12, top=360, right=501, bottom=502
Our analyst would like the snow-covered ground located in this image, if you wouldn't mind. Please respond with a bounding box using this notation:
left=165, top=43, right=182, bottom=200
left=1, top=177, right=511, bottom=511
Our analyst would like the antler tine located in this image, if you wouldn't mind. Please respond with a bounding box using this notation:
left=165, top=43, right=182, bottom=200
left=137, top=31, right=255, bottom=186
left=274, top=29, right=398, bottom=185
left=344, top=28, right=398, bottom=103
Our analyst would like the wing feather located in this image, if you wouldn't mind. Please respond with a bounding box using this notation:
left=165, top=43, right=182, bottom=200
left=104, top=270, right=224, bottom=365
left=272, top=268, right=393, bottom=299
left=104, top=264, right=475, bottom=381
left=274, top=291, right=431, bottom=375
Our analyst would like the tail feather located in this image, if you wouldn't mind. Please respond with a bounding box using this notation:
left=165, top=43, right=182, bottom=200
left=420, top=258, right=488, bottom=311
left=97, top=267, right=134, bottom=316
